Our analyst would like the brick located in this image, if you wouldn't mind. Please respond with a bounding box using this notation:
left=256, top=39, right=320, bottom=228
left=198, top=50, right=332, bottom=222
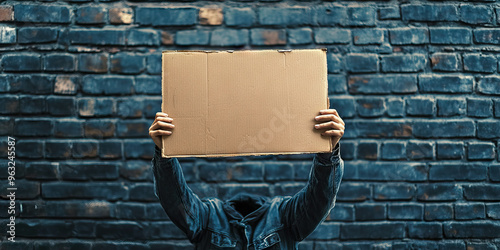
left=353, top=29, right=384, bottom=45
left=219, top=184, right=270, bottom=200
left=388, top=204, right=423, bottom=220
left=47, top=96, right=75, bottom=116
left=150, top=221, right=186, bottom=239
left=111, top=53, right=146, bottom=74
left=127, top=29, right=160, bottom=46
left=2, top=54, right=41, bottom=72
left=478, top=76, right=500, bottom=95
left=78, top=54, right=108, bottom=73
left=438, top=241, right=466, bottom=250
left=347, top=6, right=375, bottom=26
left=413, top=120, right=475, bottom=138
left=69, top=29, right=126, bottom=45
left=495, top=100, right=500, bottom=117
left=381, top=54, right=426, bottom=73
left=121, top=160, right=152, bottom=181
left=487, top=204, right=500, bottom=219
left=161, top=31, right=174, bottom=45
left=42, top=182, right=127, bottom=200
left=82, top=76, right=134, bottom=95
left=406, top=97, right=435, bottom=117
left=143, top=97, right=162, bottom=118
left=327, top=54, right=343, bottom=73
left=20, top=96, right=45, bottom=114
left=117, top=121, right=149, bottom=137
left=477, top=121, right=500, bottom=139
left=314, top=28, right=350, bottom=44
left=474, top=29, right=500, bottom=44
left=18, top=27, right=57, bottom=44
left=340, top=222, right=405, bottom=240
left=417, top=184, right=462, bottom=201
left=329, top=204, right=354, bottom=221
left=491, top=164, right=500, bottom=182
left=224, top=8, right=255, bottom=27
left=406, top=141, right=434, bottom=160
left=228, top=162, right=262, bottom=182
left=17, top=220, right=72, bottom=238
left=78, top=98, right=115, bottom=117
left=15, top=4, right=71, bottom=23
left=465, top=185, right=500, bottom=201
left=401, top=4, right=458, bottom=22
left=45, top=140, right=72, bottom=159
left=356, top=98, right=384, bottom=117
left=330, top=96, right=355, bottom=118
left=467, top=242, right=497, bottom=250
left=0, top=26, right=16, bottom=44
left=0, top=118, right=13, bottom=135
left=60, top=162, right=119, bottom=180
left=418, top=74, right=474, bottom=94
left=337, top=183, right=370, bottom=201
left=381, top=141, right=405, bottom=160
left=408, top=222, right=443, bottom=239
left=144, top=54, right=161, bottom=75
left=345, top=162, right=426, bottom=181
left=463, top=54, right=496, bottom=73
left=430, top=53, right=461, bottom=72
left=264, top=162, right=293, bottom=181
left=444, top=221, right=500, bottom=238
left=54, top=75, right=78, bottom=95
left=15, top=119, right=52, bottom=137
left=305, top=222, right=339, bottom=240
left=109, top=8, right=133, bottom=24
left=339, top=141, right=355, bottom=160
left=136, top=7, right=197, bottom=26
left=130, top=183, right=157, bottom=201
left=54, top=119, right=84, bottom=138
left=374, top=184, right=415, bottom=201
left=84, top=120, right=116, bottom=138
left=96, top=222, right=146, bottom=239
left=328, top=75, right=347, bottom=94
left=437, top=98, right=466, bottom=117
left=0, top=95, right=18, bottom=114
left=349, top=121, right=412, bottom=139
left=35, top=241, right=91, bottom=250
left=72, top=140, right=98, bottom=158
left=348, top=75, right=417, bottom=94
left=115, top=202, right=146, bottom=220
left=355, top=204, right=386, bottom=221
left=123, top=139, right=153, bottom=159
left=314, top=4, right=347, bottom=26
left=437, top=141, right=464, bottom=160
left=259, top=7, right=312, bottom=26
left=386, top=98, right=404, bottom=117
left=211, top=29, right=248, bottom=46
left=44, top=54, right=76, bottom=72
left=77, top=6, right=106, bottom=24
left=288, top=28, right=312, bottom=45
left=460, top=4, right=493, bottom=24
left=0, top=6, right=13, bottom=21
left=425, top=204, right=453, bottom=221
left=468, top=142, right=495, bottom=160
left=468, top=98, right=492, bottom=118
left=175, top=30, right=210, bottom=45
left=430, top=27, right=472, bottom=45
left=250, top=29, right=286, bottom=45
left=455, top=203, right=485, bottom=220
left=357, top=141, right=378, bottom=160
left=430, top=163, right=486, bottom=181
left=116, top=98, right=144, bottom=118
left=378, top=6, right=400, bottom=20
left=346, top=53, right=378, bottom=73
left=9, top=75, right=54, bottom=94
left=99, top=141, right=122, bottom=159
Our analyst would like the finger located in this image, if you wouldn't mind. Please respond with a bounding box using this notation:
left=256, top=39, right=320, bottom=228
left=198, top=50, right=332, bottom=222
left=149, top=130, right=172, bottom=137
left=156, top=116, right=173, bottom=123
left=319, top=109, right=338, bottom=115
left=314, top=121, right=344, bottom=130
left=155, top=112, right=169, bottom=118
left=321, top=130, right=344, bottom=137
left=150, top=121, right=175, bottom=131
left=314, top=114, right=344, bottom=125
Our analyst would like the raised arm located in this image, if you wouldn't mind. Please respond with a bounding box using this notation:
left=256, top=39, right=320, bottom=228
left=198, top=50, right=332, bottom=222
left=280, top=109, right=345, bottom=241
left=149, top=112, right=208, bottom=242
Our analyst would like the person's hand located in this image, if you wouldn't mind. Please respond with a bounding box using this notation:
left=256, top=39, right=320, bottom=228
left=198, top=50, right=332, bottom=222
left=314, top=109, right=345, bottom=149
left=149, top=112, right=175, bottom=149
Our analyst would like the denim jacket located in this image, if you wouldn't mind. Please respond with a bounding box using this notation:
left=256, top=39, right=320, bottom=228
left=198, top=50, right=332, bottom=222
left=151, top=145, right=344, bottom=250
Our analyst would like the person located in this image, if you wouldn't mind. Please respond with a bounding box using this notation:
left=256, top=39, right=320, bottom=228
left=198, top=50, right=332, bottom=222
left=149, top=109, right=345, bottom=250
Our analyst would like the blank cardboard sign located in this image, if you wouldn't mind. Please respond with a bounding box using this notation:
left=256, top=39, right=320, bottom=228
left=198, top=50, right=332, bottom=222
left=161, top=48, right=331, bottom=157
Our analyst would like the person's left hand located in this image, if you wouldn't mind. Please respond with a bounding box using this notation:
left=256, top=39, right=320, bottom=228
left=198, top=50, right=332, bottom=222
left=314, top=109, right=345, bottom=149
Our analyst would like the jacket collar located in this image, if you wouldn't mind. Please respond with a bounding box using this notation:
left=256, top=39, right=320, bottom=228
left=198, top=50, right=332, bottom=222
left=223, top=193, right=271, bottom=222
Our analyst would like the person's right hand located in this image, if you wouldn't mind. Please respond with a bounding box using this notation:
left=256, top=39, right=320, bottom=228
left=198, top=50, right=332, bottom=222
left=149, top=112, right=175, bottom=149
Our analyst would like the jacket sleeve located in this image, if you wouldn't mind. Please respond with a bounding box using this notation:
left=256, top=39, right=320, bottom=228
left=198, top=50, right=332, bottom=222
left=151, top=146, right=208, bottom=242
left=280, top=143, right=344, bottom=241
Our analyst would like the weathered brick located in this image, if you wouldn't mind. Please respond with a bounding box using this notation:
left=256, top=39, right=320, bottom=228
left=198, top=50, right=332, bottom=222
left=20, top=96, right=45, bottom=114
left=218, top=184, right=270, bottom=200
left=468, top=142, right=496, bottom=160
left=60, top=162, right=119, bottom=180
left=430, top=163, right=486, bottom=181
left=127, top=29, right=160, bottom=46
left=389, top=28, right=428, bottom=45
left=130, top=183, right=157, bottom=202
left=378, top=6, right=400, bottom=20
left=2, top=54, right=41, bottom=72
left=84, top=120, right=116, bottom=138
left=474, top=28, right=500, bottom=44
left=54, top=75, right=78, bottom=95
left=77, top=6, right=106, bottom=24
left=44, top=54, right=76, bottom=72
left=47, top=96, right=75, bottom=116
left=224, top=7, right=255, bottom=27
left=211, top=29, right=248, bottom=46
left=348, top=121, right=412, bottom=138
left=111, top=53, right=146, bottom=74
left=444, top=221, right=500, bottom=238
left=381, top=141, right=405, bottom=160
left=353, top=28, right=384, bottom=45
left=328, top=75, right=347, bottom=94
left=406, top=97, right=435, bottom=117
left=430, top=27, right=472, bottom=45
left=259, top=7, right=312, bottom=26
left=460, top=4, right=493, bottom=24
left=69, top=29, right=126, bottom=45
left=15, top=119, right=52, bottom=137
left=18, top=27, right=58, bottom=44
left=346, top=6, right=375, bottom=27
left=349, top=75, right=417, bottom=94
left=356, top=98, right=384, bottom=118
left=42, top=182, right=127, bottom=200
left=340, top=222, right=405, bottom=240
left=54, top=119, right=84, bottom=138
left=386, top=97, right=404, bottom=118
left=417, top=184, right=462, bottom=201
left=78, top=53, right=108, bottom=73
left=24, top=162, right=57, bottom=180
left=346, top=53, right=378, bottom=73
left=136, top=7, right=197, bottom=26
left=337, top=183, right=370, bottom=201
left=9, top=75, right=54, bottom=94
left=250, top=29, right=286, bottom=45
left=109, top=7, right=133, bottom=24
left=15, top=4, right=71, bottom=23
left=123, top=139, right=153, bottom=159
left=288, top=28, right=312, bottom=45
left=16, top=140, right=43, bottom=158
left=430, top=53, right=461, bottom=72
left=120, top=160, right=152, bottom=181
left=72, top=140, right=99, bottom=159
left=17, top=220, right=72, bottom=238
left=374, top=184, right=415, bottom=201
left=437, top=141, right=464, bottom=160
left=425, top=204, right=453, bottom=221
left=381, top=54, right=426, bottom=73
left=408, top=222, right=443, bottom=239
left=114, top=202, right=147, bottom=220
left=0, top=95, right=18, bottom=114
left=99, top=141, right=122, bottom=159
left=78, top=98, right=115, bottom=117
left=464, top=185, right=500, bottom=201
left=491, top=164, right=500, bottom=182
left=264, top=162, right=293, bottom=182
left=463, top=54, right=496, bottom=73
left=175, top=30, right=210, bottom=45
left=45, top=140, right=72, bottom=159
left=468, top=98, right=492, bottom=118
left=82, top=76, right=134, bottom=95
left=96, top=221, right=146, bottom=239
left=477, top=121, right=500, bottom=139
left=0, top=26, right=16, bottom=44
left=116, top=98, right=143, bottom=118
left=161, top=31, right=174, bottom=45
left=116, top=120, right=149, bottom=137
left=455, top=203, right=485, bottom=220
left=388, top=204, right=423, bottom=220
left=355, top=204, right=386, bottom=221
left=487, top=203, right=500, bottom=219
left=0, top=6, right=13, bottom=22
left=314, top=28, right=350, bottom=44
left=406, top=141, right=434, bottom=160
left=401, top=4, right=458, bottom=22
left=345, top=162, right=426, bottom=181
left=437, top=98, right=466, bottom=117
left=419, top=75, right=474, bottom=93
left=314, top=4, right=346, bottom=26
left=330, top=96, right=355, bottom=118
left=329, top=204, right=354, bottom=222
left=357, top=141, right=378, bottom=160
left=478, top=76, right=500, bottom=95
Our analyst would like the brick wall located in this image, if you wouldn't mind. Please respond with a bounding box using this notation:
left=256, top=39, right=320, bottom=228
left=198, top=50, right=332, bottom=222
left=1, top=0, right=500, bottom=249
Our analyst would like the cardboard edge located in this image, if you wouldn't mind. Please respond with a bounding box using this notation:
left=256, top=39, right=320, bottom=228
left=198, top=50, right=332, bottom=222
left=163, top=150, right=333, bottom=158
left=162, top=48, right=328, bottom=54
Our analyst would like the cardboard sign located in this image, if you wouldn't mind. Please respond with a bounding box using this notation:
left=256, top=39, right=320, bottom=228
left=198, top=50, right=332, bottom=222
left=161, top=48, right=332, bottom=157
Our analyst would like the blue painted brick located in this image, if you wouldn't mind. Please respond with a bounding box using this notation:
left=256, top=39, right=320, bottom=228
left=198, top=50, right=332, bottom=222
left=340, top=222, right=405, bottom=240
left=146, top=54, right=161, bottom=75
left=381, top=141, right=405, bottom=160
left=327, top=54, right=343, bottom=73
left=2, top=54, right=41, bottom=72
left=314, top=28, right=350, bottom=44
left=0, top=95, right=18, bottom=114
left=352, top=29, right=384, bottom=45
left=82, top=76, right=134, bottom=95
left=496, top=100, right=500, bottom=117
left=437, top=98, right=466, bottom=117
left=430, top=163, right=486, bottom=181
left=314, top=4, right=347, bottom=26
left=417, top=184, right=462, bottom=201
left=413, top=120, right=475, bottom=138
left=117, top=98, right=144, bottom=118
left=391, top=75, right=418, bottom=94
left=9, top=75, right=54, bottom=94
left=69, top=29, right=126, bottom=45
left=477, top=121, right=500, bottom=139
left=127, top=29, right=160, bottom=46
left=425, top=204, right=453, bottom=221
left=210, top=29, right=248, bottom=46
left=47, top=97, right=75, bottom=116
left=345, top=162, right=425, bottom=181
left=437, top=141, right=464, bottom=160
left=357, top=141, right=378, bottom=160
left=337, top=183, right=370, bottom=201
left=463, top=54, right=496, bottom=73
left=44, top=54, right=76, bottom=72
left=250, top=29, right=286, bottom=45
left=408, top=222, right=442, bottom=239
left=259, top=7, right=312, bottom=26
left=135, top=76, right=161, bottom=95
left=45, top=141, right=72, bottom=159
left=430, top=27, right=472, bottom=45
left=467, top=98, right=492, bottom=118
left=460, top=4, right=493, bottom=24
left=25, top=162, right=58, bottom=180
left=378, top=6, right=400, bottom=20
left=464, top=185, right=500, bottom=201
left=78, top=53, right=108, bottom=73
left=76, top=6, right=106, bottom=24
left=348, top=121, right=412, bottom=139
left=374, top=183, right=415, bottom=201
left=15, top=4, right=71, bottom=23
left=430, top=53, right=461, bottom=72
left=487, top=203, right=500, bottom=219
left=474, top=28, right=500, bottom=44
left=225, top=8, right=255, bottom=27
left=386, top=97, right=405, bottom=117
left=330, top=96, right=355, bottom=118
left=438, top=241, right=466, bottom=250
left=406, top=141, right=434, bottom=160
left=455, top=203, right=485, bottom=220
left=478, top=76, right=500, bottom=95
left=328, top=75, right=346, bottom=94
left=136, top=7, right=197, bottom=26
left=339, top=141, right=354, bottom=160
left=264, top=162, right=293, bottom=181
left=329, top=204, right=354, bottom=221
left=406, top=97, right=435, bottom=117
left=356, top=98, right=384, bottom=117
left=20, top=96, right=45, bottom=114
left=347, top=6, right=375, bottom=27
left=346, top=53, right=378, bottom=73
left=99, top=141, right=122, bottom=159
left=348, top=75, right=388, bottom=94
left=0, top=26, right=16, bottom=44
left=381, top=54, right=426, bottom=73
left=53, top=75, right=78, bottom=95
left=54, top=119, right=84, bottom=138
left=78, top=98, right=115, bottom=117
left=18, top=27, right=58, bottom=44
left=401, top=4, right=458, bottom=22
left=419, top=74, right=473, bottom=93
left=467, top=142, right=495, bottom=160
left=111, top=53, right=146, bottom=74
left=176, top=30, right=210, bottom=45
left=15, top=119, right=52, bottom=137
left=355, top=204, right=386, bottom=221
left=84, top=120, right=116, bottom=138
left=389, top=27, right=428, bottom=45
left=72, top=140, right=99, bottom=159
left=117, top=121, right=149, bottom=138
left=16, top=140, right=44, bottom=159
left=288, top=28, right=312, bottom=45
